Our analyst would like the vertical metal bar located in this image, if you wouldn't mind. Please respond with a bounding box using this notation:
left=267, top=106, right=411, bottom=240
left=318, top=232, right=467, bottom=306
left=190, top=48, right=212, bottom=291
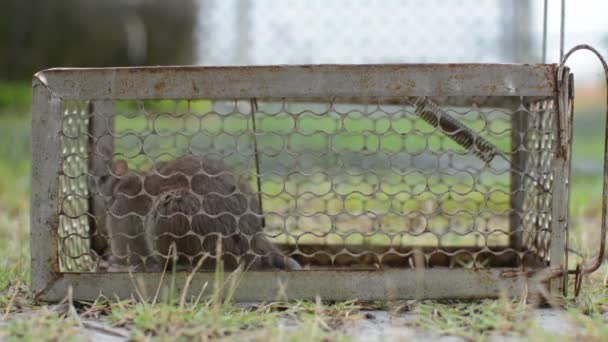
left=512, top=0, right=534, bottom=63
left=509, top=104, right=528, bottom=250
left=542, top=0, right=548, bottom=63
left=30, top=77, right=62, bottom=297
left=563, top=74, right=574, bottom=295
left=88, top=100, right=114, bottom=259
left=559, top=0, right=566, bottom=61
left=550, top=74, right=569, bottom=295
left=250, top=99, right=265, bottom=228
left=500, top=1, right=515, bottom=62
left=549, top=159, right=567, bottom=295
left=236, top=0, right=252, bottom=65
left=560, top=45, right=608, bottom=276
left=503, top=0, right=534, bottom=63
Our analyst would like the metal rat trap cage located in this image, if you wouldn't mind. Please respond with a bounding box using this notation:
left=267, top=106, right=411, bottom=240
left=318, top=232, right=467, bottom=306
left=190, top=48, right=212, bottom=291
left=31, top=46, right=608, bottom=302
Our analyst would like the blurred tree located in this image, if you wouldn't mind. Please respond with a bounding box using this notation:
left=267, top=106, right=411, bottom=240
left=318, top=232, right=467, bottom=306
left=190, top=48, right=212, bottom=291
left=0, top=0, right=197, bottom=80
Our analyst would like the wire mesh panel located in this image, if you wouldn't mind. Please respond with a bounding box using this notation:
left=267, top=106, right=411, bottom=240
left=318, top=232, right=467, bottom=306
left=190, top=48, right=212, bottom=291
left=57, top=96, right=556, bottom=272
left=32, top=64, right=570, bottom=301
left=59, top=101, right=95, bottom=271
left=197, top=0, right=535, bottom=65
left=521, top=100, right=556, bottom=261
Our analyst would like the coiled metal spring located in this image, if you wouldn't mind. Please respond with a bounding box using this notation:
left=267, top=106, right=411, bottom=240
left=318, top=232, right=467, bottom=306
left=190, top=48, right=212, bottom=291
left=413, top=97, right=548, bottom=192
left=414, top=97, right=497, bottom=163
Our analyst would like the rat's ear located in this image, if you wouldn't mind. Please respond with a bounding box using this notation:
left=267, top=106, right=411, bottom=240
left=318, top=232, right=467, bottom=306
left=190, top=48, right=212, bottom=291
left=111, top=160, right=129, bottom=176
left=98, top=142, right=113, bottom=160
left=96, top=161, right=126, bottom=196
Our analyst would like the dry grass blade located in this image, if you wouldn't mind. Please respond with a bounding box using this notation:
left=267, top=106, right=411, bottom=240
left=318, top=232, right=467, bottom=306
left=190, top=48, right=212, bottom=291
left=152, top=243, right=176, bottom=305
left=179, top=253, right=209, bottom=309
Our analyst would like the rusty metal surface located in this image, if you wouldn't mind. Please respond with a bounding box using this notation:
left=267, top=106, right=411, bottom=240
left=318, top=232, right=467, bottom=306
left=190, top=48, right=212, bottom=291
left=278, top=244, right=547, bottom=269
left=33, top=64, right=558, bottom=100
left=39, top=268, right=530, bottom=302
left=30, top=77, right=62, bottom=297
left=560, top=45, right=608, bottom=276
left=549, top=154, right=567, bottom=294
left=30, top=63, right=569, bottom=301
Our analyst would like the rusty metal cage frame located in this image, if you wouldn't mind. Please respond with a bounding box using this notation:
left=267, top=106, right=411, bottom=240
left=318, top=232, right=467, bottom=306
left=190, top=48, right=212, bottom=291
left=31, top=61, right=604, bottom=302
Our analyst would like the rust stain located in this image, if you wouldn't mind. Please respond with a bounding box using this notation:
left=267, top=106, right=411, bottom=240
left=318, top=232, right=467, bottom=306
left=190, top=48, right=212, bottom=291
left=154, top=81, right=166, bottom=92
left=404, top=79, right=416, bottom=92
left=359, top=78, right=369, bottom=88
left=450, top=74, right=466, bottom=82
left=500, top=269, right=539, bottom=278
left=47, top=212, right=61, bottom=272
left=34, top=272, right=64, bottom=302
left=391, top=84, right=402, bottom=91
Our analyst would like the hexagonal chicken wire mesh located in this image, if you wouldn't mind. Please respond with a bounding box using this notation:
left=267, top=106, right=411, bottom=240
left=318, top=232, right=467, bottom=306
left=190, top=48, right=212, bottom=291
left=31, top=64, right=572, bottom=302
left=196, top=0, right=536, bottom=65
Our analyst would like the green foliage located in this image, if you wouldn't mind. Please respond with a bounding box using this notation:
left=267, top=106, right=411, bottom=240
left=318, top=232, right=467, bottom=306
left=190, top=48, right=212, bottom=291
left=0, top=0, right=197, bottom=80
left=0, top=81, right=31, bottom=111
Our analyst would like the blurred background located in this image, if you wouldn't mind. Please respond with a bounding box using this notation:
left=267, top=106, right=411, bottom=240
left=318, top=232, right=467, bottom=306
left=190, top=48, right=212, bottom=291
left=0, top=0, right=607, bottom=279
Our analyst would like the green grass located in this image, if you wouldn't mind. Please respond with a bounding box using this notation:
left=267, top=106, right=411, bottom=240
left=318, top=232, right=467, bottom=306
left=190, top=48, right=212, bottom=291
left=412, top=296, right=533, bottom=340
left=409, top=265, right=608, bottom=341
left=2, top=83, right=608, bottom=341
left=100, top=297, right=358, bottom=341
left=0, top=307, right=84, bottom=341
left=0, top=112, right=31, bottom=291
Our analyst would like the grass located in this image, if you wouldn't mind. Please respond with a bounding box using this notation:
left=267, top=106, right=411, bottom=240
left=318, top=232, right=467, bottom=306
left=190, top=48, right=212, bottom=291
left=412, top=296, right=533, bottom=339
left=100, top=297, right=359, bottom=341
left=2, top=83, right=608, bottom=341
left=1, top=308, right=84, bottom=341
left=408, top=264, right=608, bottom=341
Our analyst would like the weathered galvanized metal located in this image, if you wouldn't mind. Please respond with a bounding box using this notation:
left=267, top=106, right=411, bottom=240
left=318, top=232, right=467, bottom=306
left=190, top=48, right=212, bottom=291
left=33, top=64, right=557, bottom=99
left=30, top=58, right=605, bottom=302
left=559, top=45, right=608, bottom=296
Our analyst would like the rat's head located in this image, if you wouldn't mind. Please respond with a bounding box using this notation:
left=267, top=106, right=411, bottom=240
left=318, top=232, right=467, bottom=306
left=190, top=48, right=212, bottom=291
left=97, top=160, right=143, bottom=198
left=100, top=160, right=155, bottom=218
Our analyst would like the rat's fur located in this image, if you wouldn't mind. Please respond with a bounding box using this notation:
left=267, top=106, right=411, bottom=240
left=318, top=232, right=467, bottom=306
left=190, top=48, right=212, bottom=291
left=99, top=155, right=300, bottom=271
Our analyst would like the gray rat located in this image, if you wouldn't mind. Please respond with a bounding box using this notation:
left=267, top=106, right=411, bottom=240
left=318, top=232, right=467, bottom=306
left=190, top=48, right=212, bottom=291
left=97, top=155, right=300, bottom=272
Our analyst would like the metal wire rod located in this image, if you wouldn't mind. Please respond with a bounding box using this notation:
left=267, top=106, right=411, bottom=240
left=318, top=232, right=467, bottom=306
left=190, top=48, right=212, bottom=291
left=413, top=97, right=549, bottom=192
left=542, top=0, right=548, bottom=63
